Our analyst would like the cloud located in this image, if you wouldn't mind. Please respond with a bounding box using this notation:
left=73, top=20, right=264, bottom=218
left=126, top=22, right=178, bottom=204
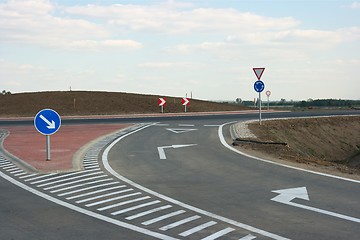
left=350, top=1, right=360, bottom=9
left=65, top=3, right=299, bottom=34
left=0, top=0, right=141, bottom=51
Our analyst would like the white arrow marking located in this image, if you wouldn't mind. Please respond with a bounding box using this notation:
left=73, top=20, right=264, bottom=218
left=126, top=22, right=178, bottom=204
left=271, top=187, right=360, bottom=223
left=158, top=144, right=197, bottom=159
left=166, top=128, right=197, bottom=134
left=40, top=115, right=56, bottom=129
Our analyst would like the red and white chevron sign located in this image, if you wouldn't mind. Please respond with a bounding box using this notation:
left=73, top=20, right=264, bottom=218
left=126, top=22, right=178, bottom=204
left=181, top=98, right=190, bottom=106
left=158, top=98, right=166, bottom=106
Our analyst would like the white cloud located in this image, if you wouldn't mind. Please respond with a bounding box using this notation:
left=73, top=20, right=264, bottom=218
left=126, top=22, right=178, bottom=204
left=0, top=0, right=141, bottom=51
left=350, top=1, right=360, bottom=9
left=66, top=3, right=299, bottom=34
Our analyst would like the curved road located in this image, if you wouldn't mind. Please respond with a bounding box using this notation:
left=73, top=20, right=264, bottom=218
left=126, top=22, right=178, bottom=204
left=0, top=110, right=359, bottom=240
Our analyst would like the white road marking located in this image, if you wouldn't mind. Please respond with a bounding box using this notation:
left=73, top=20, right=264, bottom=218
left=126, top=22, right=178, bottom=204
left=97, top=196, right=151, bottom=211
left=66, top=184, right=125, bottom=200
left=142, top=210, right=186, bottom=226
left=178, top=124, right=195, bottom=127
left=201, top=227, right=235, bottom=240
left=159, top=215, right=201, bottom=231
left=111, top=200, right=161, bottom=216
left=0, top=171, right=179, bottom=240
left=30, top=169, right=100, bottom=184
left=43, top=175, right=108, bottom=190
left=166, top=128, right=197, bottom=134
left=85, top=192, right=140, bottom=207
left=25, top=173, right=57, bottom=182
left=37, top=172, right=103, bottom=187
left=125, top=205, right=173, bottom=220
left=239, top=234, right=256, bottom=240
left=157, top=144, right=197, bottom=160
left=179, top=221, right=217, bottom=237
left=77, top=188, right=134, bottom=204
left=271, top=187, right=360, bottom=223
left=53, top=178, right=114, bottom=194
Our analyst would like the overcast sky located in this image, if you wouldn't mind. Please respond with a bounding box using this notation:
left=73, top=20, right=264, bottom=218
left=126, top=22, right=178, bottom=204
left=1, top=0, right=359, bottom=101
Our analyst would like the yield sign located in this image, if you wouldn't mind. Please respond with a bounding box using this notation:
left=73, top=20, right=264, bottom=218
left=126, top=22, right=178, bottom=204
left=182, top=98, right=190, bottom=106
left=158, top=97, right=166, bottom=106
left=253, top=68, right=265, bottom=80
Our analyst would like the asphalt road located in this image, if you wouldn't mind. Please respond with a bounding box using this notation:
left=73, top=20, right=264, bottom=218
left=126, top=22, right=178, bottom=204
left=0, top=110, right=359, bottom=240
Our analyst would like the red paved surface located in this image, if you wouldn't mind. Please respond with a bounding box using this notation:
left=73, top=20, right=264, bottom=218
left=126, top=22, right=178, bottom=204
left=2, top=124, right=132, bottom=172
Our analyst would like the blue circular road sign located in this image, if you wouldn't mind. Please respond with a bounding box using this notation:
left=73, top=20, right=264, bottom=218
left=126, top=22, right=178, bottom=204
left=254, top=80, right=265, bottom=93
left=34, top=109, right=61, bottom=135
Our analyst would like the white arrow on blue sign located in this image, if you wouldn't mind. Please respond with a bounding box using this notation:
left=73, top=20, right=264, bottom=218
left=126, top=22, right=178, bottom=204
left=254, top=80, right=265, bottom=93
left=34, top=109, right=61, bottom=135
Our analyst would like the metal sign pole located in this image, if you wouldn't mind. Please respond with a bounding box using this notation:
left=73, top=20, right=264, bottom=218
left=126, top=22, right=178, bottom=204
left=46, top=135, right=51, bottom=161
left=267, top=95, right=270, bottom=110
left=184, top=105, right=187, bottom=113
left=259, top=92, right=262, bottom=125
left=161, top=105, right=164, bottom=113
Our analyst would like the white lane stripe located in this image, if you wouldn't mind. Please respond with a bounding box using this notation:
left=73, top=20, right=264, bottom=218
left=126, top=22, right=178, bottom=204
left=76, top=188, right=133, bottom=204
left=4, top=166, right=16, bottom=170
left=84, top=165, right=99, bottom=169
left=57, top=181, right=116, bottom=196
left=0, top=171, right=179, bottom=240
left=19, top=173, right=38, bottom=179
left=201, top=227, right=235, bottom=240
left=37, top=172, right=102, bottom=187
left=25, top=173, right=57, bottom=182
left=51, top=178, right=113, bottom=193
left=31, top=169, right=100, bottom=184
left=111, top=200, right=161, bottom=216
left=125, top=205, right=173, bottom=220
left=65, top=184, right=124, bottom=199
left=14, top=172, right=28, bottom=177
left=43, top=175, right=107, bottom=190
left=85, top=192, right=141, bottom=207
left=10, top=169, right=23, bottom=174
left=239, top=234, right=257, bottom=240
left=0, top=163, right=13, bottom=168
left=178, top=124, right=195, bottom=127
left=97, top=196, right=151, bottom=211
left=159, top=215, right=201, bottom=231
left=179, top=221, right=217, bottom=237
left=142, top=210, right=186, bottom=226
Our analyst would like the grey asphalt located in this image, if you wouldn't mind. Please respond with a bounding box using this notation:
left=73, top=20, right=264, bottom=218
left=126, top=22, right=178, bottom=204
left=1, top=110, right=359, bottom=240
left=107, top=117, right=360, bottom=240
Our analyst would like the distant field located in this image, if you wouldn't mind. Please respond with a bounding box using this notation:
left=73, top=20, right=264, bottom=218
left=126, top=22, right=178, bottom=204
left=0, top=91, right=249, bottom=117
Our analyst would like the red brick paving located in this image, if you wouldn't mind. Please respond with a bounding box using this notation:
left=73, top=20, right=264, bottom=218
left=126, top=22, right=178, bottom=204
left=2, top=124, right=132, bottom=172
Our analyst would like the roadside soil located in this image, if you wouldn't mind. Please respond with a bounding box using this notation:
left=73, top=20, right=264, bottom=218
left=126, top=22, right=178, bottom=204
left=233, top=116, right=360, bottom=178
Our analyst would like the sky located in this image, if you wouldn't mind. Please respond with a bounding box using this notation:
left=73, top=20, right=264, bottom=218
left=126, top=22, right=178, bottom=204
left=0, top=0, right=359, bottom=101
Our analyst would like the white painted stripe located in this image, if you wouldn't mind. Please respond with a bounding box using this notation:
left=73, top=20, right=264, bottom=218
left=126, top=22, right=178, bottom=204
left=179, top=221, right=217, bottom=237
left=31, top=169, right=100, bottom=184
left=219, top=121, right=360, bottom=184
left=37, top=172, right=102, bottom=187
left=57, top=181, right=117, bottom=196
left=85, top=192, right=141, bottom=207
left=84, top=165, right=99, bottom=169
left=14, top=172, right=28, bottom=177
left=201, top=227, right=235, bottom=240
left=0, top=162, right=11, bottom=167
left=239, top=234, right=257, bottom=240
left=111, top=200, right=161, bottom=216
left=83, top=162, right=99, bottom=166
left=76, top=188, right=134, bottom=204
left=43, top=175, right=107, bottom=190
left=0, top=171, right=179, bottom=240
left=4, top=166, right=17, bottom=170
left=142, top=210, right=186, bottom=226
left=51, top=178, right=112, bottom=193
left=102, top=124, right=290, bottom=240
left=25, top=173, right=57, bottom=182
left=19, top=173, right=38, bottom=179
left=159, top=215, right=201, bottom=231
left=97, top=196, right=151, bottom=211
left=125, top=205, right=173, bottom=220
left=65, top=184, right=124, bottom=199
left=10, top=169, right=23, bottom=174
left=203, top=125, right=221, bottom=127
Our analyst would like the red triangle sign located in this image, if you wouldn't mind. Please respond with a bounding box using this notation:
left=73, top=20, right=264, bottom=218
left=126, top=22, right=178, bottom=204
left=253, top=68, right=265, bottom=80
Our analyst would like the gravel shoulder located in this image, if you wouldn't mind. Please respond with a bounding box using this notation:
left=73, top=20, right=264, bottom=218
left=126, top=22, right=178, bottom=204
left=232, top=116, right=360, bottom=180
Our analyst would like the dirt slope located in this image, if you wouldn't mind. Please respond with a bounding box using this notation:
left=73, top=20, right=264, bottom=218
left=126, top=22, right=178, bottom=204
left=234, top=116, right=360, bottom=177
left=0, top=91, right=249, bottom=117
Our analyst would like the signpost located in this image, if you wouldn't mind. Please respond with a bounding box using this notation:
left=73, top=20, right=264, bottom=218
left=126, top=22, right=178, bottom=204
left=266, top=90, right=271, bottom=110
left=34, top=109, right=61, bottom=161
left=158, top=98, right=166, bottom=113
left=182, top=98, right=190, bottom=112
left=253, top=68, right=265, bottom=125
